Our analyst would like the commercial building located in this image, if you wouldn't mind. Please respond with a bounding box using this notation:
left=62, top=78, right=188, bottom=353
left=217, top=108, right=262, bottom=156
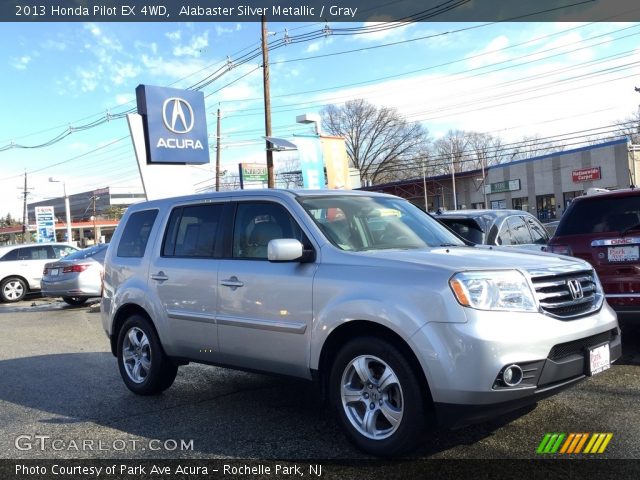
left=27, top=186, right=145, bottom=244
left=364, top=138, right=635, bottom=221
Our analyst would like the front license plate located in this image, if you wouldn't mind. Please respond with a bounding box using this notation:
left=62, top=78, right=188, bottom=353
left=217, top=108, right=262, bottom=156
left=589, top=344, right=610, bottom=375
left=607, top=245, right=639, bottom=262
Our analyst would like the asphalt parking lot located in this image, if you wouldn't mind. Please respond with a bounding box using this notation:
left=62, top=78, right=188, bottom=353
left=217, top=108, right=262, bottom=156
left=0, top=297, right=639, bottom=464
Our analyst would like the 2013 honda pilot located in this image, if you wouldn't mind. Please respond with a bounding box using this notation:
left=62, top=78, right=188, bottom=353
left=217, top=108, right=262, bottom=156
left=102, top=189, right=620, bottom=455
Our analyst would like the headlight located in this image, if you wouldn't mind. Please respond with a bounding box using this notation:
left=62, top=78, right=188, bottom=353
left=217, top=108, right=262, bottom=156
left=449, top=270, right=538, bottom=312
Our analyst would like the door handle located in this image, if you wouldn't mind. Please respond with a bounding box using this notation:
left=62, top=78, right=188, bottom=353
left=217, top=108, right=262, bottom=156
left=220, top=276, right=244, bottom=289
left=151, top=271, right=169, bottom=282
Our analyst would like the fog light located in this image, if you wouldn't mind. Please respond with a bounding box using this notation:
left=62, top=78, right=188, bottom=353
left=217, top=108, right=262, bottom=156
left=503, top=365, right=523, bottom=387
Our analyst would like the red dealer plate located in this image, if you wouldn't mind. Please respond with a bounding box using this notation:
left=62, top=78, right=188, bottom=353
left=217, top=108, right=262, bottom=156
left=607, top=245, right=639, bottom=262
left=589, top=344, right=610, bottom=376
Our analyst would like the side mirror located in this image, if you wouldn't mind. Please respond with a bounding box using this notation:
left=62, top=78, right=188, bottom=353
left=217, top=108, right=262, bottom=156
left=268, top=239, right=304, bottom=262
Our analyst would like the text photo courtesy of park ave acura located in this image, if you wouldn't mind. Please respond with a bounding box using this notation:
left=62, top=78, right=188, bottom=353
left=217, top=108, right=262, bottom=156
left=1, top=1, right=640, bottom=479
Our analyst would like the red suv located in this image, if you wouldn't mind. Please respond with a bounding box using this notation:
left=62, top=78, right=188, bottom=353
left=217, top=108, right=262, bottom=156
left=548, top=188, right=640, bottom=320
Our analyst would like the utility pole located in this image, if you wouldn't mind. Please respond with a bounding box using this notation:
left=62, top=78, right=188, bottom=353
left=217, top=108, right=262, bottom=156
left=91, top=195, right=98, bottom=244
left=216, top=108, right=221, bottom=192
left=261, top=15, right=274, bottom=188
left=18, top=171, right=33, bottom=243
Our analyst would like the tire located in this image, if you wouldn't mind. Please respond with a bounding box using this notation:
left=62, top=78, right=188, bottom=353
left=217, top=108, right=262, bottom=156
left=0, top=277, right=27, bottom=303
left=329, top=336, right=427, bottom=456
left=62, top=296, right=88, bottom=306
left=116, top=314, right=178, bottom=395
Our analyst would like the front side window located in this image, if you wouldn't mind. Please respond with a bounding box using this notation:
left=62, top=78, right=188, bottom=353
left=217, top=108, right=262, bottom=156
left=233, top=202, right=305, bottom=259
left=299, top=195, right=464, bottom=251
left=52, top=245, right=78, bottom=258
left=117, top=210, right=158, bottom=258
left=162, top=204, right=223, bottom=258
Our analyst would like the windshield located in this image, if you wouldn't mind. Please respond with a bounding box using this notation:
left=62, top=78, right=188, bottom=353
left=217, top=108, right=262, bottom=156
left=64, top=243, right=109, bottom=261
left=299, top=195, right=465, bottom=251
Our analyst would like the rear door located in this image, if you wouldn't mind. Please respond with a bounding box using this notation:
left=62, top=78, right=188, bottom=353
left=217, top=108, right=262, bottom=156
left=147, top=201, right=227, bottom=362
left=17, top=245, right=56, bottom=289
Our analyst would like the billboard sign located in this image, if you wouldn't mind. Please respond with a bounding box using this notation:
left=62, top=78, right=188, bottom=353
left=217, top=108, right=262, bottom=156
left=35, top=206, right=56, bottom=243
left=484, top=179, right=521, bottom=194
left=135, top=84, right=210, bottom=164
left=294, top=135, right=326, bottom=189
left=321, top=136, right=351, bottom=190
left=572, top=167, right=601, bottom=183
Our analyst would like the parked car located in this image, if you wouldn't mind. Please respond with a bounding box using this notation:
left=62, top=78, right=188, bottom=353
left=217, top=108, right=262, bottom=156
left=543, top=220, right=561, bottom=237
left=436, top=209, right=549, bottom=251
left=102, top=190, right=619, bottom=456
left=547, top=187, right=640, bottom=321
left=0, top=243, right=79, bottom=302
left=41, top=243, right=109, bottom=306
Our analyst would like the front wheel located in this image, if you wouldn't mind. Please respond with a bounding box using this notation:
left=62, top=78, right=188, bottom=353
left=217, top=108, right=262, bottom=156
left=1, top=277, right=27, bottom=303
left=116, top=315, right=178, bottom=395
left=329, top=337, right=427, bottom=456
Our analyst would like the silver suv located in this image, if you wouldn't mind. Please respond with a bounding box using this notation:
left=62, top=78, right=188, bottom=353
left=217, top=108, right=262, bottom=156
left=102, top=190, right=620, bottom=455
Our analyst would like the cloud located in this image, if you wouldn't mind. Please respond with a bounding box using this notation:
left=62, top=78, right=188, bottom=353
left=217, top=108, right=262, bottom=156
left=11, top=56, right=31, bottom=70
left=172, top=31, right=209, bottom=57
left=166, top=30, right=181, bottom=42
left=111, top=62, right=141, bottom=85
left=114, top=93, right=135, bottom=106
left=466, top=35, right=511, bottom=69
left=215, top=25, right=235, bottom=36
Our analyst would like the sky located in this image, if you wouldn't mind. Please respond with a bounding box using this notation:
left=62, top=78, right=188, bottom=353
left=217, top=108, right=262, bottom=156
left=1, top=18, right=639, bottom=219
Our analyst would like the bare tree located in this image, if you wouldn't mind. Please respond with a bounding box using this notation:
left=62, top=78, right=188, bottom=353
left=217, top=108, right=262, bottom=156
left=508, top=134, right=564, bottom=161
left=321, top=99, right=428, bottom=185
left=614, top=111, right=640, bottom=145
left=432, top=130, right=471, bottom=175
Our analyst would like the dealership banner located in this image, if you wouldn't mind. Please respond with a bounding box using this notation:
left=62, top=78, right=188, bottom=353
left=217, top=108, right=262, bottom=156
left=294, top=135, right=326, bottom=190
left=35, top=206, right=56, bottom=243
left=321, top=136, right=351, bottom=190
left=135, top=84, right=210, bottom=165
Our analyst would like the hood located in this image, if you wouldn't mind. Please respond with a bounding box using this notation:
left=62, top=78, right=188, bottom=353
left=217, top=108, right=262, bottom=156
left=348, top=244, right=590, bottom=276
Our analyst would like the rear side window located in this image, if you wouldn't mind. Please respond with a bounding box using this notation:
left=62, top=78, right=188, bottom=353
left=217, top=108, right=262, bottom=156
left=162, top=204, right=223, bottom=258
left=556, top=196, right=640, bottom=235
left=117, top=210, right=158, bottom=258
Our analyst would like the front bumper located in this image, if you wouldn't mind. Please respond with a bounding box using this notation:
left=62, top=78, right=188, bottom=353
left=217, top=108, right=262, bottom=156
left=409, top=302, right=620, bottom=426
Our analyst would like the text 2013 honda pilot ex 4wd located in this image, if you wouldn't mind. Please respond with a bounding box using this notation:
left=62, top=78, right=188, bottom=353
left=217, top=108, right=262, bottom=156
left=102, top=189, right=620, bottom=456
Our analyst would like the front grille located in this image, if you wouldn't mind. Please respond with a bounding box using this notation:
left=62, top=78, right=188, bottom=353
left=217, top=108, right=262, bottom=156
left=548, top=329, right=618, bottom=361
left=530, top=270, right=599, bottom=319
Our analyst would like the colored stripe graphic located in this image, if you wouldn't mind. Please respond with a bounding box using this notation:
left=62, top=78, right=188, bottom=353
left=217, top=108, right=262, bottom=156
left=538, top=433, right=613, bottom=454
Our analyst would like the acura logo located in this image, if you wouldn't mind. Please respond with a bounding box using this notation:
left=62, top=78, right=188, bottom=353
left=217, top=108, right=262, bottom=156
left=567, top=279, right=584, bottom=300
left=162, top=97, right=194, bottom=134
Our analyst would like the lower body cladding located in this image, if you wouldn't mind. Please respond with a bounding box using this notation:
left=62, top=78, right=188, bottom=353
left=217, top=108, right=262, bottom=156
left=409, top=304, right=621, bottom=428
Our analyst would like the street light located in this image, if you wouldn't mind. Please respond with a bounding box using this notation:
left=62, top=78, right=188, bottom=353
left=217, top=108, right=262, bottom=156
left=296, top=113, right=322, bottom=135
left=49, top=177, right=72, bottom=245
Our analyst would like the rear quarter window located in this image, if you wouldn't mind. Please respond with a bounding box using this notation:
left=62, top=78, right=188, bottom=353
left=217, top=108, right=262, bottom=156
left=117, top=210, right=158, bottom=258
left=556, top=196, right=640, bottom=235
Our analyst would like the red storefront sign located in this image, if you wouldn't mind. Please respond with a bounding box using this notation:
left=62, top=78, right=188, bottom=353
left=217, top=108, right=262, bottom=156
left=572, top=167, right=601, bottom=183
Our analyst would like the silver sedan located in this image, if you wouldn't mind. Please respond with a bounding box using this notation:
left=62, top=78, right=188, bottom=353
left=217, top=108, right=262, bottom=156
left=41, top=243, right=109, bottom=305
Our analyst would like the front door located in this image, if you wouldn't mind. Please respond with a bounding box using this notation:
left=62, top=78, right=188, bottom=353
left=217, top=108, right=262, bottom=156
left=217, top=201, right=316, bottom=378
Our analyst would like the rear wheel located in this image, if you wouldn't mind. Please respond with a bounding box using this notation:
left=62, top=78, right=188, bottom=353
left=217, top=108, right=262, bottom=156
left=329, top=337, right=427, bottom=456
left=0, top=277, right=27, bottom=303
left=116, top=315, right=178, bottom=395
left=62, top=296, right=88, bottom=306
